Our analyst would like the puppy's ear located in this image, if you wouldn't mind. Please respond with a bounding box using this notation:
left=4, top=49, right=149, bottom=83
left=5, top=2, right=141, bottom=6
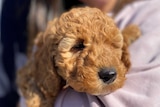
left=121, top=38, right=131, bottom=72
left=34, top=37, right=63, bottom=106
left=17, top=19, right=63, bottom=107
left=120, top=28, right=131, bottom=72
left=121, top=24, right=141, bottom=71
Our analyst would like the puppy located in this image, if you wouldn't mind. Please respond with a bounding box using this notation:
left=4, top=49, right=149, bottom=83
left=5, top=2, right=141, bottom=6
left=17, top=7, right=140, bottom=107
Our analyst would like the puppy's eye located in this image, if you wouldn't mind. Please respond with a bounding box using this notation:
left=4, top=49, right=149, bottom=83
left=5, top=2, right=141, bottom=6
left=71, top=41, right=85, bottom=52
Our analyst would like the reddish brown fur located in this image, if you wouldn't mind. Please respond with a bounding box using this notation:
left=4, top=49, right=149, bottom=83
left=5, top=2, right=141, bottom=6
left=17, top=7, right=140, bottom=107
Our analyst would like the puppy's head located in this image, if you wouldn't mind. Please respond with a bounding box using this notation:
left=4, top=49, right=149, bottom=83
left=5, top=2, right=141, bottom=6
left=38, top=7, right=130, bottom=95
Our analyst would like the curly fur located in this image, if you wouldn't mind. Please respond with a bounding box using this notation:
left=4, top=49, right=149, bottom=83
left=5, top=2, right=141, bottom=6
left=17, top=7, right=140, bottom=107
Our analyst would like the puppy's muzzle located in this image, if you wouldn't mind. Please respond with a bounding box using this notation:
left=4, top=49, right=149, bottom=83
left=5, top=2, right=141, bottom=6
left=98, top=68, right=117, bottom=84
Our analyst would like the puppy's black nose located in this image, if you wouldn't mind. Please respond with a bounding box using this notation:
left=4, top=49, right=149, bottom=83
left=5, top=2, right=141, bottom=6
left=98, top=68, right=117, bottom=84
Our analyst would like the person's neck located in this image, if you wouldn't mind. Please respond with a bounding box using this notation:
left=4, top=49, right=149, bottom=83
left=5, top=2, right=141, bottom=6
left=112, top=0, right=134, bottom=15
left=101, top=0, right=117, bottom=13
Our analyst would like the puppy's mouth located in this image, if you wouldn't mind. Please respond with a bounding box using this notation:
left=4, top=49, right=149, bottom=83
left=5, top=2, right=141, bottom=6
left=65, top=67, right=119, bottom=95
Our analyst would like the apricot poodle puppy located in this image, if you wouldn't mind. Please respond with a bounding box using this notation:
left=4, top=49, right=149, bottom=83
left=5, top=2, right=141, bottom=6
left=17, top=7, right=140, bottom=107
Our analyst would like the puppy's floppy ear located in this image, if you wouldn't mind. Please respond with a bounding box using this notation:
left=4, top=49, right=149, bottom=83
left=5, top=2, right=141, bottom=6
left=118, top=28, right=131, bottom=72
left=35, top=33, right=63, bottom=100
left=121, top=24, right=141, bottom=71
left=17, top=19, right=63, bottom=107
left=113, top=31, right=131, bottom=72
left=121, top=37, right=131, bottom=72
